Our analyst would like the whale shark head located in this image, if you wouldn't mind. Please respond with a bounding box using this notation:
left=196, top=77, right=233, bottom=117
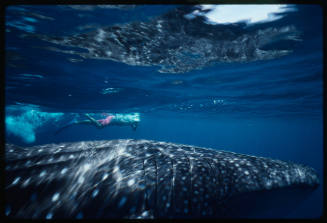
left=253, top=25, right=302, bottom=60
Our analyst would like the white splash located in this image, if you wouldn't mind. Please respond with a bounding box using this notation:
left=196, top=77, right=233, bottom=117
left=186, top=5, right=296, bottom=25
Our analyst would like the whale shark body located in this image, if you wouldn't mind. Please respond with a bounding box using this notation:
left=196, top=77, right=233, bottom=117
left=5, top=139, right=319, bottom=219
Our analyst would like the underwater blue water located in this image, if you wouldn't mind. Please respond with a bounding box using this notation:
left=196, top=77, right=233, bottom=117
left=5, top=5, right=323, bottom=218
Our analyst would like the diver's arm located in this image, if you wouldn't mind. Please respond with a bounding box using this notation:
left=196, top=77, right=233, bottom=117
left=85, top=114, right=102, bottom=127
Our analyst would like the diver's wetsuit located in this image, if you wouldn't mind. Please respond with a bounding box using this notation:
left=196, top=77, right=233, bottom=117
left=84, top=113, right=114, bottom=128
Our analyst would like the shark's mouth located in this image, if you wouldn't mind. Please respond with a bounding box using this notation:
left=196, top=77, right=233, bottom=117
left=258, top=26, right=302, bottom=51
left=221, top=185, right=317, bottom=218
left=259, top=38, right=300, bottom=51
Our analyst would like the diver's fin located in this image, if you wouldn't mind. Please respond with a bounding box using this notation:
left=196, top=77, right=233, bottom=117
left=54, top=117, right=98, bottom=135
left=131, top=123, right=137, bottom=131
left=54, top=123, right=75, bottom=135
left=54, top=119, right=88, bottom=135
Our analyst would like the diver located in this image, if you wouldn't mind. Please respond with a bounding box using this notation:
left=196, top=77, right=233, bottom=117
left=55, top=113, right=139, bottom=135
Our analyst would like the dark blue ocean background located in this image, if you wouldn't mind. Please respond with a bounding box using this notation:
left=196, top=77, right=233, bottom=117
left=5, top=5, right=323, bottom=218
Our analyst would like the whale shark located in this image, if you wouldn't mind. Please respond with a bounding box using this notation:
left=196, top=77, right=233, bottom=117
left=32, top=6, right=301, bottom=73
left=5, top=139, right=319, bottom=219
